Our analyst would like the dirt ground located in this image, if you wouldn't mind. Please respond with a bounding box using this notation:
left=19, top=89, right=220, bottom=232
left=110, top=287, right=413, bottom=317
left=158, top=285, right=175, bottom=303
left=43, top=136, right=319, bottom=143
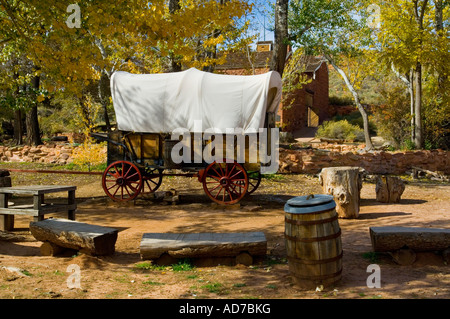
left=0, top=169, right=449, bottom=300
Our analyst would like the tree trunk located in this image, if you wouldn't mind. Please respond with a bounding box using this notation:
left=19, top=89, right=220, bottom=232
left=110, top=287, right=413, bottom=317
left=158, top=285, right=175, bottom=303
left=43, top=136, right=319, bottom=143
left=13, top=109, right=23, bottom=145
left=168, top=0, right=182, bottom=72
left=319, top=166, right=363, bottom=219
left=435, top=0, right=446, bottom=90
left=98, top=73, right=111, bottom=132
left=12, top=72, right=23, bottom=145
left=413, top=62, right=423, bottom=149
left=327, top=56, right=374, bottom=150
left=26, top=74, right=42, bottom=146
left=391, top=64, right=415, bottom=142
left=412, top=0, right=428, bottom=149
left=270, top=0, right=289, bottom=77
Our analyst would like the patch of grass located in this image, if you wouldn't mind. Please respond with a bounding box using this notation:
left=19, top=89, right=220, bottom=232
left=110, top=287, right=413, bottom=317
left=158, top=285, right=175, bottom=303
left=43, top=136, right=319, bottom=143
left=115, top=274, right=132, bottom=284
left=202, top=282, right=223, bottom=293
left=134, top=261, right=167, bottom=271
left=143, top=280, right=165, bottom=286
left=53, top=270, right=65, bottom=276
left=362, top=252, right=380, bottom=263
left=21, top=270, right=32, bottom=277
left=265, top=256, right=287, bottom=266
left=172, top=259, right=195, bottom=272
left=265, top=284, right=277, bottom=289
left=261, top=174, right=285, bottom=181
left=233, top=283, right=247, bottom=288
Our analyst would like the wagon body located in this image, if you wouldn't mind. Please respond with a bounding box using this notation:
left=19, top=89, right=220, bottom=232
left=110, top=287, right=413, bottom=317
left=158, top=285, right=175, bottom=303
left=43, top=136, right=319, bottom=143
left=94, top=68, right=282, bottom=205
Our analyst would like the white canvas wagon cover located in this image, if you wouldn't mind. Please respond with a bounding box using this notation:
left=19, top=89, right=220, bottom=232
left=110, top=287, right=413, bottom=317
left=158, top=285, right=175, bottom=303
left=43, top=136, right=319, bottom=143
left=110, top=67, right=282, bottom=133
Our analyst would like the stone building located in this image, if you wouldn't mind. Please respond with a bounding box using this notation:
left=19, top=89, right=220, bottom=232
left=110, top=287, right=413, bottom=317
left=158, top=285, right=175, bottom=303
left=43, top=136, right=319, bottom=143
left=215, top=41, right=330, bottom=133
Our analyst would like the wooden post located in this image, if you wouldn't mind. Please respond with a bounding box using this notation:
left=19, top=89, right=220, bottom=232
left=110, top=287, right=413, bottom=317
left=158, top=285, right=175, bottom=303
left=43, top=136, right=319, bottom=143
left=0, top=193, right=13, bottom=231
left=319, top=166, right=363, bottom=218
left=33, top=193, right=44, bottom=222
left=68, top=189, right=76, bottom=220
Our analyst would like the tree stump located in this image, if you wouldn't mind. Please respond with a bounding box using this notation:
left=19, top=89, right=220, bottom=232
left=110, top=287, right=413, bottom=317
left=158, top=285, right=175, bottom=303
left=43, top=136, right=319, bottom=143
left=319, top=166, right=363, bottom=218
left=375, top=176, right=405, bottom=203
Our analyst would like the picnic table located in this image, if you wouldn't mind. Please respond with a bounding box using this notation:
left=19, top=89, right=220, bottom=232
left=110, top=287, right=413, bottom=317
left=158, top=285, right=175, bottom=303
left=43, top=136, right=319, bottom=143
left=0, top=185, right=76, bottom=231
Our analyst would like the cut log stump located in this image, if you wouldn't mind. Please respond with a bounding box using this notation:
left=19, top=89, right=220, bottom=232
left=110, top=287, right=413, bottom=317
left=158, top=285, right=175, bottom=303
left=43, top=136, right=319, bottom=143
left=140, top=232, right=267, bottom=266
left=319, top=166, right=363, bottom=218
left=375, top=176, right=405, bottom=203
left=30, top=218, right=118, bottom=256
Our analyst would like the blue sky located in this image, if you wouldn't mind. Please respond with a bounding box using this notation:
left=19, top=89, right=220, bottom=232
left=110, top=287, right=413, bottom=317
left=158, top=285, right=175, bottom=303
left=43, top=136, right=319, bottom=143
left=248, top=0, right=275, bottom=43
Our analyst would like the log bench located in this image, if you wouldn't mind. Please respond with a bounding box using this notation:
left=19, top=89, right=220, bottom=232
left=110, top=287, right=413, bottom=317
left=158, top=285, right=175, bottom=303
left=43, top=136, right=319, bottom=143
left=30, top=218, right=118, bottom=256
left=140, top=232, right=267, bottom=266
left=369, top=226, right=450, bottom=265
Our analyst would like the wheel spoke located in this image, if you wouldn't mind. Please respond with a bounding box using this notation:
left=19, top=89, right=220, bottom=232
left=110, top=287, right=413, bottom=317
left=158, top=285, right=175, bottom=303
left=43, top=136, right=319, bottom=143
left=107, top=183, right=119, bottom=191
left=226, top=187, right=234, bottom=201
left=211, top=167, right=222, bottom=179
left=126, top=171, right=140, bottom=180
left=229, top=169, right=244, bottom=180
left=209, top=183, right=222, bottom=192
left=123, top=185, right=132, bottom=197
left=111, top=185, right=120, bottom=196
left=227, top=164, right=236, bottom=177
left=123, top=165, right=133, bottom=178
left=127, top=183, right=138, bottom=193
left=214, top=186, right=224, bottom=199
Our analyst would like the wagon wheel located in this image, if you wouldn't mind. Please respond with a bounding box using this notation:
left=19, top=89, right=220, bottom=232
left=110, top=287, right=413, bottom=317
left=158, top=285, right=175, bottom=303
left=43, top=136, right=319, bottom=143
left=102, top=160, right=143, bottom=201
left=202, top=160, right=248, bottom=205
left=141, top=167, right=163, bottom=196
left=245, top=169, right=262, bottom=195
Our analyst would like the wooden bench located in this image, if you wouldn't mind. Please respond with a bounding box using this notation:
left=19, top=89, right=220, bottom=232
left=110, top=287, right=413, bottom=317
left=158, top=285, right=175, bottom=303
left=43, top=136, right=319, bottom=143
left=30, top=218, right=118, bottom=256
left=370, top=226, right=450, bottom=265
left=140, top=232, right=267, bottom=266
left=0, top=185, right=77, bottom=231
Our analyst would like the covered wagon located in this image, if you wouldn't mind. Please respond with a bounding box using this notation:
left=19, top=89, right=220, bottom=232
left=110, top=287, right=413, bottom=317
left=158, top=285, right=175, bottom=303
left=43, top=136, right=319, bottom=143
left=92, top=67, right=282, bottom=205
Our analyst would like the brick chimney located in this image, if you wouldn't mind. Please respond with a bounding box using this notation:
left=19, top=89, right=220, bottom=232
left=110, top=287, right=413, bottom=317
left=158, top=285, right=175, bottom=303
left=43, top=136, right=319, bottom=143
left=256, top=41, right=273, bottom=52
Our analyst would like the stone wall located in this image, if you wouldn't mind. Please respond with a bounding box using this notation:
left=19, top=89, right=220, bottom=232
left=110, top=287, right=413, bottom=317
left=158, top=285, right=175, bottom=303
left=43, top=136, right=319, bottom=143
left=279, top=148, right=450, bottom=175
left=0, top=144, right=77, bottom=165
left=0, top=142, right=448, bottom=177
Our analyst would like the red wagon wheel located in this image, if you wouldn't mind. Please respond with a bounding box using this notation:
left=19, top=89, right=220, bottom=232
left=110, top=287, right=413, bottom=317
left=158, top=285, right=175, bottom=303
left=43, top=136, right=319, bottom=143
left=245, top=169, right=262, bottom=195
left=102, top=160, right=143, bottom=201
left=141, top=167, right=163, bottom=195
left=202, top=160, right=248, bottom=205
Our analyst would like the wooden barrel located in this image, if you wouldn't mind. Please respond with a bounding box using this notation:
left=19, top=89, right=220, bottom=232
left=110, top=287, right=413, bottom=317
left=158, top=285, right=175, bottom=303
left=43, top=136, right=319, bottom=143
left=284, top=194, right=342, bottom=289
